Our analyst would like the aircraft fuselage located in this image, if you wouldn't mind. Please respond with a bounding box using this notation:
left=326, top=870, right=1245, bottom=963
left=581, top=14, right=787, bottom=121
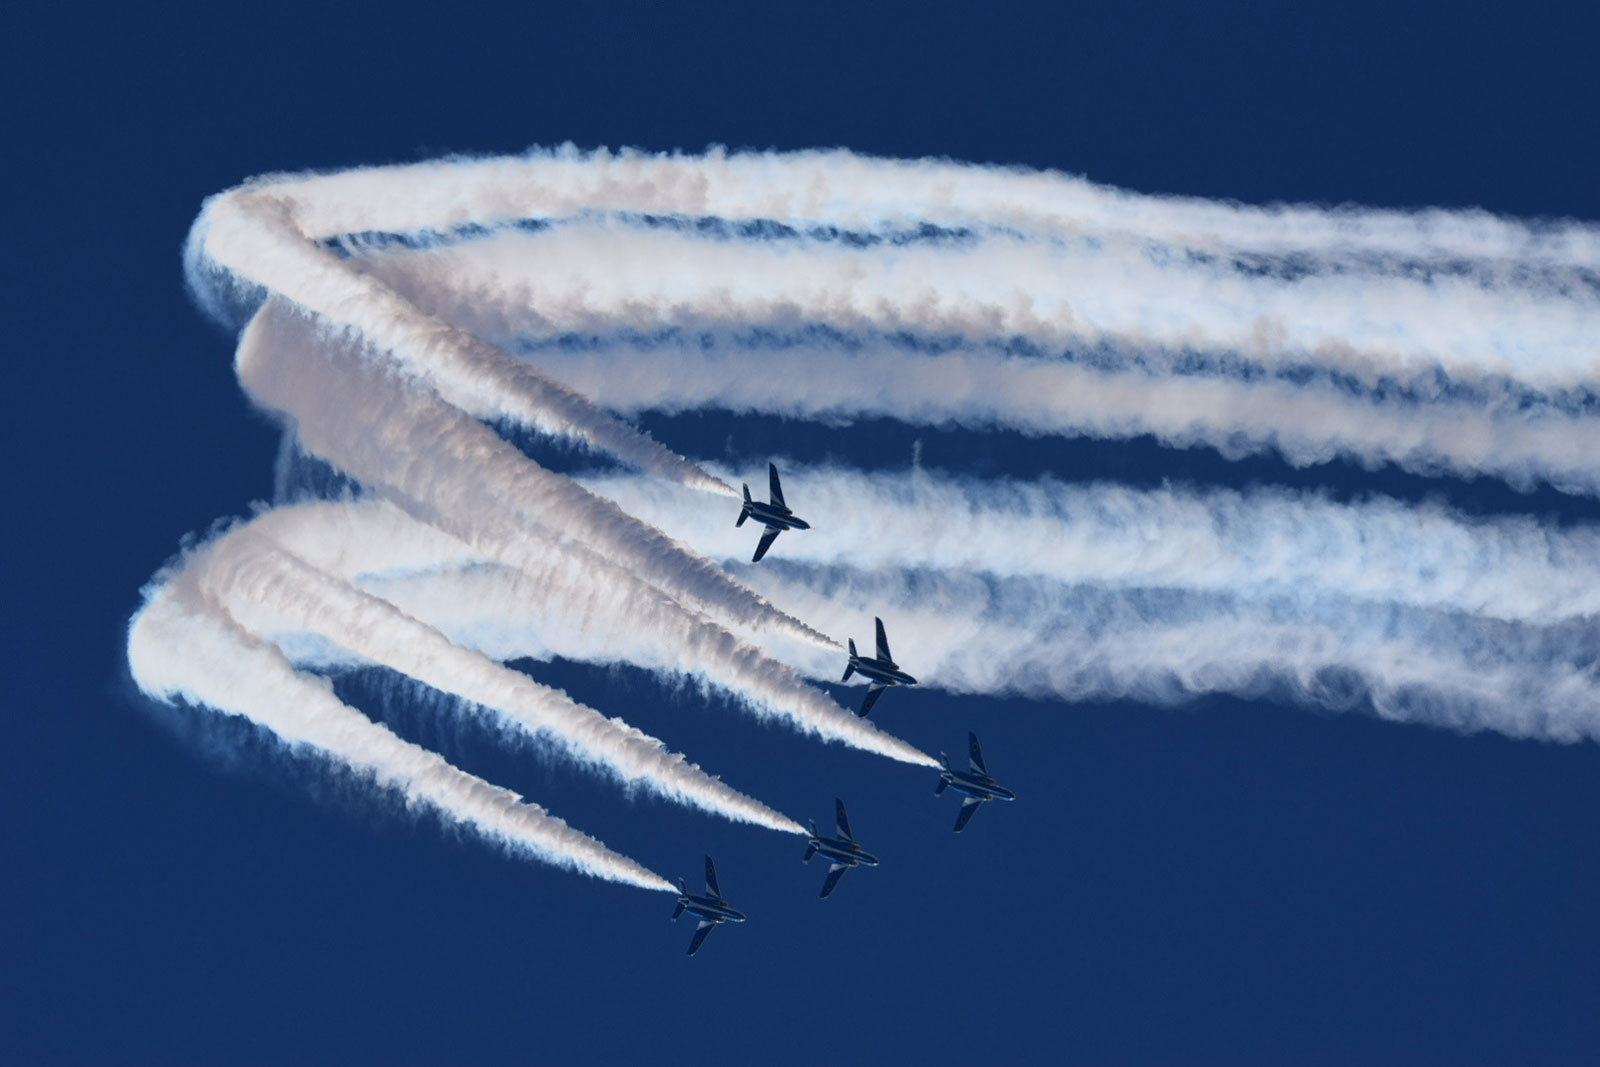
left=848, top=654, right=917, bottom=688
left=940, top=770, right=1016, bottom=802
left=677, top=893, right=747, bottom=924
left=745, top=500, right=809, bottom=531
left=807, top=835, right=880, bottom=868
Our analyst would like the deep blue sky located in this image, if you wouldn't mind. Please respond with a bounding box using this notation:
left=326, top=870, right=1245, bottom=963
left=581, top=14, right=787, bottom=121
left=6, top=2, right=1598, bottom=1063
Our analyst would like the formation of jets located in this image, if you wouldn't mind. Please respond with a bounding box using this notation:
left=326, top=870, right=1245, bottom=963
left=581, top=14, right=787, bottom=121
left=671, top=464, right=1018, bottom=955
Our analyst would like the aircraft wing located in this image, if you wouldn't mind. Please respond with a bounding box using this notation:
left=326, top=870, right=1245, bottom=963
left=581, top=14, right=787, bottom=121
left=687, top=920, right=716, bottom=956
left=819, top=863, right=849, bottom=899
left=752, top=527, right=781, bottom=562
left=858, top=684, right=887, bottom=718
left=968, top=731, right=989, bottom=776
left=834, top=798, right=854, bottom=841
left=874, top=616, right=893, bottom=664
left=953, top=796, right=984, bottom=833
left=704, top=855, right=722, bottom=900
left=768, top=462, right=787, bottom=510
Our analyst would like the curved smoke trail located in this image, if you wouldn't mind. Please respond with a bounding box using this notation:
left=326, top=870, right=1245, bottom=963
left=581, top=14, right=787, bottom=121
left=135, top=147, right=1599, bottom=891
left=128, top=564, right=678, bottom=891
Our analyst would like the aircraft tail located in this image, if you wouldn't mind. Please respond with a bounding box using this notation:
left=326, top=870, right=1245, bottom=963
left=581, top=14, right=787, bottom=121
left=671, top=899, right=686, bottom=920
left=841, top=640, right=857, bottom=682
left=934, top=775, right=948, bottom=796
left=802, top=841, right=817, bottom=863
left=736, top=484, right=751, bottom=527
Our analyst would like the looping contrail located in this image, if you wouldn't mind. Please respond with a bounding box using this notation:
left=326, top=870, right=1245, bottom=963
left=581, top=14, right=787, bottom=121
left=133, top=147, right=1599, bottom=892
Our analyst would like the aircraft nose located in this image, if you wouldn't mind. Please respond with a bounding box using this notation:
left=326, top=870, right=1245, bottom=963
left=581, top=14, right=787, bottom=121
left=729, top=909, right=747, bottom=922
left=903, top=674, right=918, bottom=685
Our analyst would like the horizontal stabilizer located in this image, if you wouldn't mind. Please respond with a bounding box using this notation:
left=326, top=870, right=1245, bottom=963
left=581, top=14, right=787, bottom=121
left=934, top=776, right=948, bottom=796
left=671, top=899, right=685, bottom=920
left=802, top=842, right=817, bottom=863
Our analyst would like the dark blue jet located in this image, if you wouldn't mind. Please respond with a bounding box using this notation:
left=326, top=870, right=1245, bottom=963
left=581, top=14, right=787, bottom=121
left=737, top=463, right=810, bottom=562
left=802, top=798, right=880, bottom=898
left=841, top=616, right=918, bottom=717
left=671, top=855, right=746, bottom=956
left=936, top=732, right=1016, bottom=832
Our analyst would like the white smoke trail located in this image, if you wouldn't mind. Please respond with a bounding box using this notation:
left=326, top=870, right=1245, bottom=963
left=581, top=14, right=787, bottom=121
left=347, top=554, right=1600, bottom=744
left=295, top=177, right=1598, bottom=490
left=291, top=514, right=1600, bottom=747
left=235, top=297, right=837, bottom=651
left=235, top=147, right=1600, bottom=271
left=128, top=562, right=677, bottom=891
left=136, top=147, right=1600, bottom=894
left=194, top=191, right=738, bottom=497
left=734, top=565, right=1600, bottom=744
left=575, top=464, right=1600, bottom=625
left=520, top=338, right=1600, bottom=495
left=244, top=496, right=935, bottom=767
left=193, top=150, right=1600, bottom=447
left=348, top=221, right=1600, bottom=392
left=312, top=462, right=1600, bottom=744
left=195, top=516, right=808, bottom=833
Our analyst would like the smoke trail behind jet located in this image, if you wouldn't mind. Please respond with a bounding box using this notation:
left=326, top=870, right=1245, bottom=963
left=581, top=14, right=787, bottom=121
left=195, top=517, right=808, bottom=833
left=129, top=564, right=677, bottom=891
left=135, top=146, right=1600, bottom=894
left=576, top=464, right=1600, bottom=625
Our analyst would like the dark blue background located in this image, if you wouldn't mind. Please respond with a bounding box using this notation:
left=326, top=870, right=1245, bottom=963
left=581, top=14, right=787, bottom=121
left=7, top=2, right=1597, bottom=1063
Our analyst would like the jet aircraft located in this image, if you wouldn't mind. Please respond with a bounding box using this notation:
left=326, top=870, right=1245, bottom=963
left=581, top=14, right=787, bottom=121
left=936, top=732, right=1016, bottom=832
left=737, top=462, right=810, bottom=562
left=671, top=855, right=746, bottom=955
left=802, top=798, right=880, bottom=898
left=841, top=616, right=918, bottom=717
